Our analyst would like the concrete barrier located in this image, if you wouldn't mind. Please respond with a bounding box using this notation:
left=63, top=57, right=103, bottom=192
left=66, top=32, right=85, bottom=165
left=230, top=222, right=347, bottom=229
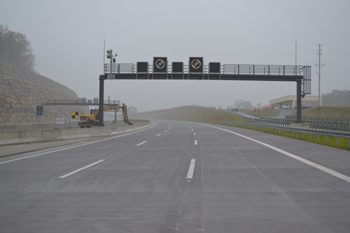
left=61, top=128, right=79, bottom=140
left=19, top=130, right=44, bottom=143
left=76, top=128, right=91, bottom=138
left=89, top=127, right=102, bottom=137
left=42, top=129, right=63, bottom=141
left=99, top=127, right=110, bottom=136
left=0, top=122, right=151, bottom=146
left=0, top=131, right=21, bottom=146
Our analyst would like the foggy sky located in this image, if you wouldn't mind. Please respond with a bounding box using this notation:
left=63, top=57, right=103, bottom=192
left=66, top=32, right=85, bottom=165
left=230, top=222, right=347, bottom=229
left=1, top=0, right=349, bottom=112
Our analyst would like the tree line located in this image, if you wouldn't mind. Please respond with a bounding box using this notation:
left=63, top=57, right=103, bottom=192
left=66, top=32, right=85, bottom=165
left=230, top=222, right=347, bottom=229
left=322, top=90, right=350, bottom=107
left=0, top=24, right=35, bottom=70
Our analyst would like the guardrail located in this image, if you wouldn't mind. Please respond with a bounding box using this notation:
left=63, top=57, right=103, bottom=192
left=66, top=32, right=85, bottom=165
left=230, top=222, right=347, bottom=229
left=240, top=116, right=350, bottom=132
left=222, top=121, right=350, bottom=148
left=286, top=115, right=350, bottom=123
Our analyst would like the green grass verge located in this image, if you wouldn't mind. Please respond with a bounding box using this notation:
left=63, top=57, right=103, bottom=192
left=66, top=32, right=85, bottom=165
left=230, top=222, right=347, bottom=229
left=227, top=124, right=350, bottom=151
left=240, top=109, right=279, bottom=118
left=293, top=106, right=350, bottom=122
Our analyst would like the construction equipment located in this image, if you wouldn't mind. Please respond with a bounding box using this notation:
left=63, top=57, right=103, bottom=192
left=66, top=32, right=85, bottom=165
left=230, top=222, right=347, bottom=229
left=79, top=103, right=133, bottom=128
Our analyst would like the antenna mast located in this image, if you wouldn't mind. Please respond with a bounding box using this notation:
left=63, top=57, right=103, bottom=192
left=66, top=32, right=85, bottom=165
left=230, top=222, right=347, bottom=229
left=316, top=44, right=326, bottom=107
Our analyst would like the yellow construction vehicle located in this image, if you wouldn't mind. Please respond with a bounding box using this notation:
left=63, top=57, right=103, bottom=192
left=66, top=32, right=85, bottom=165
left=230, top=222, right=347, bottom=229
left=79, top=103, right=133, bottom=128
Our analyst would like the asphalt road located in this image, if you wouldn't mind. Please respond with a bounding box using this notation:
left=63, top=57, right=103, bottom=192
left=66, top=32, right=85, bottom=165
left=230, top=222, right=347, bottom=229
left=273, top=108, right=296, bottom=119
left=1, top=120, right=350, bottom=233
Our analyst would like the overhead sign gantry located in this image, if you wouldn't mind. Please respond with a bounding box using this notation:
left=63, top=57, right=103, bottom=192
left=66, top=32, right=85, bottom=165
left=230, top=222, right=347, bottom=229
left=98, top=56, right=311, bottom=126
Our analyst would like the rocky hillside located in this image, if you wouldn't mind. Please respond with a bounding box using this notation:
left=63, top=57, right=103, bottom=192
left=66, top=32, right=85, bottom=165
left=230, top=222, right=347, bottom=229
left=0, top=59, right=88, bottom=124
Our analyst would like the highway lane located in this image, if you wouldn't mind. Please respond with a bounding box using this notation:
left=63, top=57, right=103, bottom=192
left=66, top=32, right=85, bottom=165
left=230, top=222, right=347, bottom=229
left=1, top=120, right=350, bottom=232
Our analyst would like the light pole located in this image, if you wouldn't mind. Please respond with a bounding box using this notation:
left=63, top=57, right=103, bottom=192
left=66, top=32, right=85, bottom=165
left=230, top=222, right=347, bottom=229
left=316, top=44, right=325, bottom=107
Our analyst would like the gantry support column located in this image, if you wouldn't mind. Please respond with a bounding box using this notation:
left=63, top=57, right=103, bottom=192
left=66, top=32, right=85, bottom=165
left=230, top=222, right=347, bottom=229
left=296, top=80, right=302, bottom=123
left=96, top=75, right=106, bottom=126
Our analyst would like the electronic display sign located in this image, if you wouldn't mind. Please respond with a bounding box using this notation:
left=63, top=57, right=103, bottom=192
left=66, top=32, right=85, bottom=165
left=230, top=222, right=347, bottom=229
left=189, top=57, right=203, bottom=73
left=153, top=57, right=167, bottom=73
left=209, top=62, right=220, bottom=73
left=172, top=62, right=183, bottom=73
left=137, top=62, right=148, bottom=73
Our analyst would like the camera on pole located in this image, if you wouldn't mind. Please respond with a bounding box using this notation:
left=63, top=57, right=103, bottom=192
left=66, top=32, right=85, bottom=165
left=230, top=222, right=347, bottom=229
left=106, top=49, right=117, bottom=79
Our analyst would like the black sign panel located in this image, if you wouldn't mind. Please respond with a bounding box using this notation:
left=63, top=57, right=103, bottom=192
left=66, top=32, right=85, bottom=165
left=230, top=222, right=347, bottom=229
left=172, top=62, right=183, bottom=73
left=209, top=62, right=220, bottom=73
left=137, top=62, right=148, bottom=73
left=153, top=57, right=167, bottom=73
left=189, top=57, right=203, bottom=73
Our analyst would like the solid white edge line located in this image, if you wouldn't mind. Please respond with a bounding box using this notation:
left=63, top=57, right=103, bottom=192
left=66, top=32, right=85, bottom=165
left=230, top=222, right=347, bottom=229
left=0, top=122, right=157, bottom=165
left=194, top=140, right=198, bottom=145
left=204, top=124, right=350, bottom=184
left=59, top=159, right=105, bottom=178
left=137, top=141, right=147, bottom=146
left=186, top=159, right=196, bottom=179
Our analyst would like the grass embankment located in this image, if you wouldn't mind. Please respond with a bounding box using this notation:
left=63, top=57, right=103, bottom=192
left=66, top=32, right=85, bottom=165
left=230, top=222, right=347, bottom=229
left=299, top=107, right=350, bottom=121
left=240, top=109, right=279, bottom=118
left=230, top=124, right=350, bottom=151
left=131, top=106, right=246, bottom=124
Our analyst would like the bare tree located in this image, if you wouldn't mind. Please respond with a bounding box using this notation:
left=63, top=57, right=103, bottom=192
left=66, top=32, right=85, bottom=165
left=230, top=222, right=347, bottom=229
left=0, top=24, right=36, bottom=70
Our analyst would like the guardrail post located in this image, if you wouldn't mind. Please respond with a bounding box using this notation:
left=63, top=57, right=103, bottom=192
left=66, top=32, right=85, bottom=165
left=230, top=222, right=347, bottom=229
left=326, top=136, right=329, bottom=143
left=309, top=133, right=312, bottom=140
left=337, top=137, right=339, bottom=145
left=348, top=138, right=350, bottom=147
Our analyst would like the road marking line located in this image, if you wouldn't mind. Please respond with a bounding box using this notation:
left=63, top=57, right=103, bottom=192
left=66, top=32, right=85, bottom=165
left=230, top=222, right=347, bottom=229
left=194, top=133, right=196, bottom=136
left=204, top=124, right=350, bottom=184
left=194, top=140, right=198, bottom=145
left=0, top=122, right=157, bottom=165
left=165, top=130, right=167, bottom=132
left=137, top=141, right=147, bottom=146
left=156, top=134, right=161, bottom=137
left=192, top=129, right=194, bottom=131
left=186, top=159, right=196, bottom=179
left=59, top=160, right=104, bottom=178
